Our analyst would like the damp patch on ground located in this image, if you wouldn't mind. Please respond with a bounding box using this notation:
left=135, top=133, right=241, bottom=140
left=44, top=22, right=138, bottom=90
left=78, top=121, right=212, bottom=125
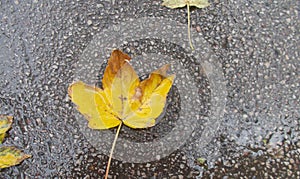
left=0, top=0, right=299, bottom=178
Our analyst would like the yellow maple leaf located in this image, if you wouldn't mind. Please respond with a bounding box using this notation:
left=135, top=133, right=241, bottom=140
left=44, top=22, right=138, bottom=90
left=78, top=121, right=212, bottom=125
left=68, top=49, right=175, bottom=179
left=68, top=49, right=175, bottom=129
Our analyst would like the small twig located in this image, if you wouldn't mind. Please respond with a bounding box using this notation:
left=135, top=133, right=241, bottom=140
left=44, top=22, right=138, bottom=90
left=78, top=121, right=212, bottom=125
left=104, top=122, right=123, bottom=179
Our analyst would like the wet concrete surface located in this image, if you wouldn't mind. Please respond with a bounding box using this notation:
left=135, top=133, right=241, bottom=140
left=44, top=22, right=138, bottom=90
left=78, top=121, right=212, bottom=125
left=0, top=0, right=299, bottom=178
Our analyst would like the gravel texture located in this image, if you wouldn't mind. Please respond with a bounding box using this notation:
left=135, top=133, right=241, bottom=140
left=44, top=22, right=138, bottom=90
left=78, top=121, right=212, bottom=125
left=0, top=0, right=299, bottom=178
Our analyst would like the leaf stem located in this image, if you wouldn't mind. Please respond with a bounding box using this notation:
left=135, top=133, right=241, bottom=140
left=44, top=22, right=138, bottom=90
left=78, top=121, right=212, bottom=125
left=104, top=122, right=123, bottom=179
left=187, top=3, right=194, bottom=50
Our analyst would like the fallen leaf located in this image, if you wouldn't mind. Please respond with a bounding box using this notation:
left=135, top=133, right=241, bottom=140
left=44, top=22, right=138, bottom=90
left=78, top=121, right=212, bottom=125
left=68, top=49, right=175, bottom=129
left=68, top=49, right=175, bottom=178
left=0, top=114, right=31, bottom=169
left=0, top=146, right=31, bottom=169
left=162, top=0, right=210, bottom=50
left=0, top=115, right=13, bottom=144
left=162, top=0, right=210, bottom=9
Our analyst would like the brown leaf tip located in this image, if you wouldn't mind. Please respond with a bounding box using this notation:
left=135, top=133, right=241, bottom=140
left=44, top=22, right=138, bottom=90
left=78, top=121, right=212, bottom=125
left=108, top=50, right=131, bottom=73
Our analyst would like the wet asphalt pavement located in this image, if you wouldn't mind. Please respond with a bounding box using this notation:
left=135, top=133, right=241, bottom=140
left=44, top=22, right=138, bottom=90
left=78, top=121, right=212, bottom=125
left=0, top=0, right=299, bottom=178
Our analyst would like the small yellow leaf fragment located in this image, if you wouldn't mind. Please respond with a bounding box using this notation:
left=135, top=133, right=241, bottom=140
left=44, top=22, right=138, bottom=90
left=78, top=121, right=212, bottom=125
left=0, top=146, right=31, bottom=169
left=0, top=115, right=13, bottom=144
left=197, top=157, right=206, bottom=165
